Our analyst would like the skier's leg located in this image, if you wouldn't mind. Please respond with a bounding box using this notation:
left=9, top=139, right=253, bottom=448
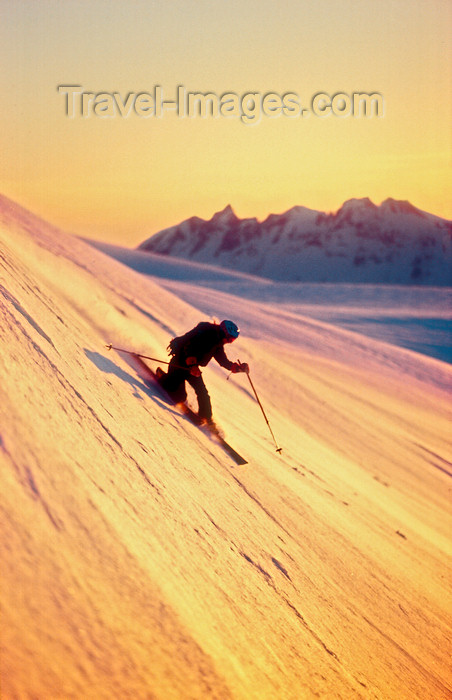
left=159, top=360, right=188, bottom=404
left=187, top=373, right=212, bottom=420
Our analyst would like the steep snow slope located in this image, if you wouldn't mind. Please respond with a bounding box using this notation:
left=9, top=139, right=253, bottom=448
left=1, top=194, right=451, bottom=699
left=138, top=199, right=452, bottom=285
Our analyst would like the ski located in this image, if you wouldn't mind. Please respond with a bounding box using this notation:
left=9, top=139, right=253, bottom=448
left=129, top=354, right=248, bottom=466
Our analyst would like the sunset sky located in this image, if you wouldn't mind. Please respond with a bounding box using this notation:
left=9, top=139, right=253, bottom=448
left=1, top=0, right=451, bottom=244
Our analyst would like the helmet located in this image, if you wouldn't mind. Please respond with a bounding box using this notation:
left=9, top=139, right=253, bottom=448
left=220, top=319, right=240, bottom=339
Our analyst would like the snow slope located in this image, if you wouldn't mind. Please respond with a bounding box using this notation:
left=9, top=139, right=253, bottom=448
left=138, top=199, right=452, bottom=285
left=1, top=193, right=452, bottom=699
left=89, top=240, right=452, bottom=364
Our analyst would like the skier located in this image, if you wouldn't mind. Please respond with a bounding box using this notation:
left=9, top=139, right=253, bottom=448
left=157, top=320, right=249, bottom=424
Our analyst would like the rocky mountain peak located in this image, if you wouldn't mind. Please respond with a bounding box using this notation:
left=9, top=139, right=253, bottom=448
left=210, top=204, right=239, bottom=226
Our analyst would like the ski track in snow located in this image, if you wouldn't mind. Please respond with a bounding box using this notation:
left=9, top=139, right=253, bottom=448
left=1, top=195, right=451, bottom=700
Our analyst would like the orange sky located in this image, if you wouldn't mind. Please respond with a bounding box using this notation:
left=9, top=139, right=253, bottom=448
left=1, top=0, right=451, bottom=244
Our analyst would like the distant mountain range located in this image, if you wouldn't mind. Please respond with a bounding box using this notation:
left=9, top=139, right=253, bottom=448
left=139, top=199, right=452, bottom=285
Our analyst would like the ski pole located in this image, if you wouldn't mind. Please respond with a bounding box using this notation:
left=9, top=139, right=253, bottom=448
left=238, top=360, right=282, bottom=454
left=106, top=343, right=202, bottom=373
left=106, top=343, right=195, bottom=372
left=105, top=343, right=172, bottom=364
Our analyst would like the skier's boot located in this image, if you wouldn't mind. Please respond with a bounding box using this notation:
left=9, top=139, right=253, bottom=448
left=198, top=415, right=217, bottom=431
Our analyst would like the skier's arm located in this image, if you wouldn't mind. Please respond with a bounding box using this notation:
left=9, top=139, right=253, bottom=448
left=213, top=345, right=234, bottom=371
left=213, top=347, right=249, bottom=373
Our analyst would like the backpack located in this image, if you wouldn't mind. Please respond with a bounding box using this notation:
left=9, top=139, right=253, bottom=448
left=167, top=326, right=199, bottom=356
left=167, top=336, right=182, bottom=355
left=167, top=322, right=213, bottom=357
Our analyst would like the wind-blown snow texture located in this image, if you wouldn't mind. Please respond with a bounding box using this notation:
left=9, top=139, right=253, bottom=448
left=139, top=199, right=452, bottom=285
left=1, top=193, right=452, bottom=699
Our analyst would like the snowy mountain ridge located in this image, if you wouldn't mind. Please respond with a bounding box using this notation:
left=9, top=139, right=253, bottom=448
left=139, top=198, right=452, bottom=285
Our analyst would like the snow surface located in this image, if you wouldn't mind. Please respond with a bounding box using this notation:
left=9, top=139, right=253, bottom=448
left=89, top=241, right=452, bottom=364
left=1, top=193, right=452, bottom=699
